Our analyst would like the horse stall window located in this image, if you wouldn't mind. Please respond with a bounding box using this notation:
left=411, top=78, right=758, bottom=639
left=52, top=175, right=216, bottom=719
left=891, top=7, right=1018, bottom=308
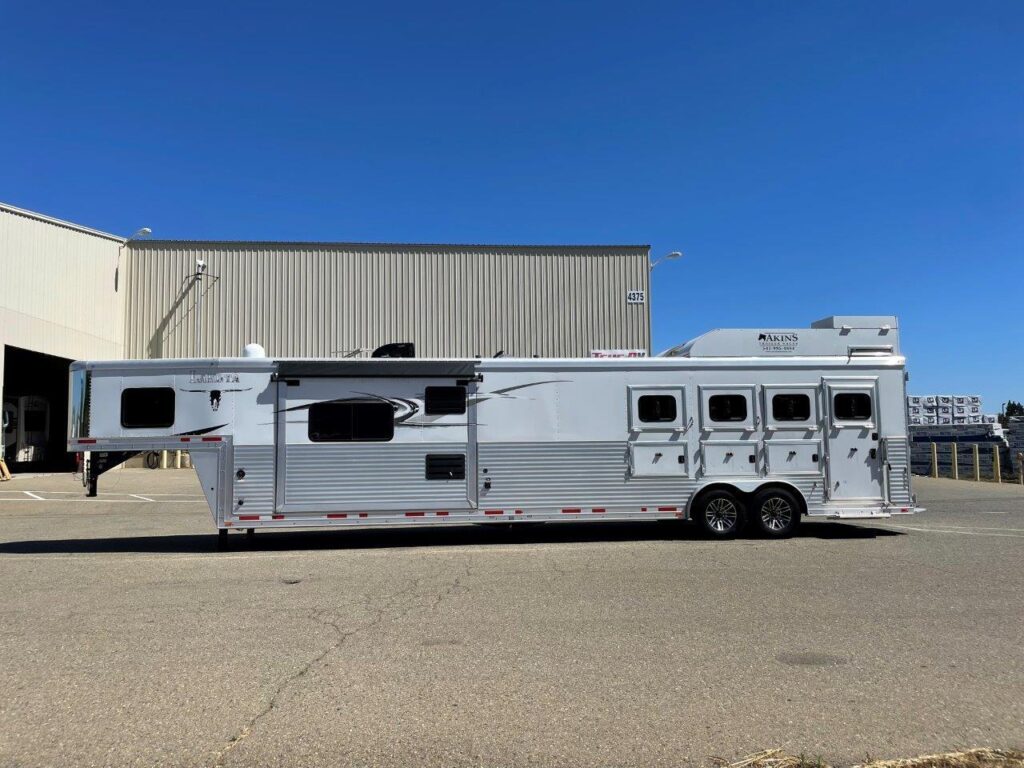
left=833, top=392, right=873, bottom=421
left=424, top=386, right=467, bottom=415
left=708, top=394, right=747, bottom=422
left=121, top=388, right=175, bottom=428
left=638, top=395, right=677, bottom=423
left=772, top=393, right=811, bottom=422
left=308, top=401, right=394, bottom=442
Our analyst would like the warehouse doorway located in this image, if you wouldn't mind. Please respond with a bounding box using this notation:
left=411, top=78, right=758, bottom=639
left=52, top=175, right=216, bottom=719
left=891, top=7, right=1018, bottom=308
left=2, top=345, right=75, bottom=473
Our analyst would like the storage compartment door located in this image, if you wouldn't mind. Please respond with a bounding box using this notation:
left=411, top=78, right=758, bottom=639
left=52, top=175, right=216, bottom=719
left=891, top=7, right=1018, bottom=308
left=765, top=439, right=822, bottom=475
left=629, top=442, right=689, bottom=477
left=701, top=441, right=758, bottom=477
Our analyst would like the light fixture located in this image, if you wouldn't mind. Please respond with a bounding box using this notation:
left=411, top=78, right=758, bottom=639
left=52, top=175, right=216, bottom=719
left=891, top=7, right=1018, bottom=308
left=649, top=250, right=682, bottom=271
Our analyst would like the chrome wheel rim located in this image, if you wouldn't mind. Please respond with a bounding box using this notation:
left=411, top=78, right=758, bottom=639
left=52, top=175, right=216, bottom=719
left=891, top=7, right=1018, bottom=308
left=760, top=496, right=793, bottom=532
left=706, top=498, right=738, bottom=533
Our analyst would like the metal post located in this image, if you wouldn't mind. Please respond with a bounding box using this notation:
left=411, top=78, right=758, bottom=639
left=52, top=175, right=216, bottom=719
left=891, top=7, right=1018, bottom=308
left=930, top=442, right=938, bottom=478
left=160, top=449, right=169, bottom=470
left=1018, top=452, right=1023, bottom=486
left=973, top=444, right=980, bottom=481
left=951, top=443, right=959, bottom=480
left=993, top=445, right=1001, bottom=483
left=175, top=450, right=182, bottom=469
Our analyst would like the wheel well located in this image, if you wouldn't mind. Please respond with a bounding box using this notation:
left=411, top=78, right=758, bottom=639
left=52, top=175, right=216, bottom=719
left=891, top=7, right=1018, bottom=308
left=687, top=482, right=807, bottom=520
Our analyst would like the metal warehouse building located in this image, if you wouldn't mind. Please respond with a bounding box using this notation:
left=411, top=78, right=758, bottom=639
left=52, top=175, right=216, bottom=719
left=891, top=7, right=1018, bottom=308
left=1, top=203, right=651, bottom=472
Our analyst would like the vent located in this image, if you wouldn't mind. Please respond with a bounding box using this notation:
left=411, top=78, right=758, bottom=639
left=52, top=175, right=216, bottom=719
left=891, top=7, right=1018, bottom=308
left=425, top=454, right=466, bottom=481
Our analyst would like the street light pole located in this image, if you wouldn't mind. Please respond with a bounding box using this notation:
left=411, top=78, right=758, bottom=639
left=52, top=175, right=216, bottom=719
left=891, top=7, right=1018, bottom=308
left=649, top=250, right=682, bottom=271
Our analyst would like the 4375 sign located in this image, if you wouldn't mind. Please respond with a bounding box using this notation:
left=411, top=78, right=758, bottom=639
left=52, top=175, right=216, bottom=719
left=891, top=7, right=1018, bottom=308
left=625, top=289, right=646, bottom=304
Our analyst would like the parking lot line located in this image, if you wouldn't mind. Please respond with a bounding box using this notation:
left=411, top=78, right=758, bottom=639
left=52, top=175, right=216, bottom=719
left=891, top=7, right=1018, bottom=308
left=22, top=491, right=45, bottom=500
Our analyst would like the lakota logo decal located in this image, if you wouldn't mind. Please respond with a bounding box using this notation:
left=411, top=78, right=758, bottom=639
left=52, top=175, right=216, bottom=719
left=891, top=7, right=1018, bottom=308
left=757, top=331, right=799, bottom=352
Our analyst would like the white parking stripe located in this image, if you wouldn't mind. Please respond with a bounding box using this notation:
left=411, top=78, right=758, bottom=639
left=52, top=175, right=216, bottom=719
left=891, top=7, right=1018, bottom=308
left=130, top=494, right=155, bottom=502
left=22, top=491, right=45, bottom=501
left=880, top=523, right=1024, bottom=538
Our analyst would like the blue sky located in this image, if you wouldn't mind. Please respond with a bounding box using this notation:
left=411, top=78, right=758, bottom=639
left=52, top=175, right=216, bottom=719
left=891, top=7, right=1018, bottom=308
left=2, top=1, right=1021, bottom=409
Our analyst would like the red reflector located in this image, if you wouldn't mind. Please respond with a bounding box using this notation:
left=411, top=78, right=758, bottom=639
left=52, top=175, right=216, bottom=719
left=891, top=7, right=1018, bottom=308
left=272, top=515, right=284, bottom=520
left=78, top=438, right=97, bottom=444
left=562, top=508, right=581, bottom=514
left=327, top=513, right=347, bottom=519
left=201, top=436, right=222, bottom=442
left=180, top=437, right=191, bottom=443
left=514, top=509, right=523, bottom=514
left=238, top=515, right=259, bottom=521
left=658, top=506, right=677, bottom=512
left=484, top=510, right=503, bottom=515
left=358, top=513, right=368, bottom=518
left=592, top=508, right=606, bottom=513
left=405, top=511, right=425, bottom=517
left=435, top=511, right=449, bottom=516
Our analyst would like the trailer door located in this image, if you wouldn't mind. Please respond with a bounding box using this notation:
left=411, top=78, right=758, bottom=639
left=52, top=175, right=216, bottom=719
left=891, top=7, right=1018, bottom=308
left=823, top=380, right=882, bottom=501
left=276, top=376, right=475, bottom=515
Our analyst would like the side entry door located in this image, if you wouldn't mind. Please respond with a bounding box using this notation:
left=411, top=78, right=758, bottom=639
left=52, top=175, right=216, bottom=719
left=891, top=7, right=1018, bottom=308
left=626, top=386, right=689, bottom=477
left=823, top=380, right=882, bottom=501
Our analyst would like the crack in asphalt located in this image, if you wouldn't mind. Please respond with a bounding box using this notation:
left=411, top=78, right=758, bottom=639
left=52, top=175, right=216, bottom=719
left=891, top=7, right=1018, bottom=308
left=211, top=566, right=470, bottom=767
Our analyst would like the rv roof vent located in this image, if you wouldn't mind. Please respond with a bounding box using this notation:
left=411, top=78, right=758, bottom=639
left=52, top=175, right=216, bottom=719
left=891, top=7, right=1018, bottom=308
left=242, top=343, right=266, bottom=358
left=372, top=342, right=415, bottom=358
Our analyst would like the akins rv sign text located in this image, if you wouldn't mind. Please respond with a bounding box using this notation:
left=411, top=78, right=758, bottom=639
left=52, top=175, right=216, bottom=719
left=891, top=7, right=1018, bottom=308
left=757, top=332, right=799, bottom=353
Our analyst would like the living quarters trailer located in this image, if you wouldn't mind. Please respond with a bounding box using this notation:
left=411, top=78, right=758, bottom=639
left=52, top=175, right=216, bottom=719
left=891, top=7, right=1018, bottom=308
left=68, top=316, right=919, bottom=545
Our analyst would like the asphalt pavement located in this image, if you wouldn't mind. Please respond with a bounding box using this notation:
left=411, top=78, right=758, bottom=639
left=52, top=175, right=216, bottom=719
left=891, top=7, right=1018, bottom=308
left=0, top=470, right=1021, bottom=767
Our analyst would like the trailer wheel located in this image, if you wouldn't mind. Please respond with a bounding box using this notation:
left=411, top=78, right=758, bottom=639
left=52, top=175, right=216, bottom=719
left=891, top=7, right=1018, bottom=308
left=145, top=451, right=160, bottom=470
left=694, top=489, right=744, bottom=539
left=751, top=488, right=800, bottom=538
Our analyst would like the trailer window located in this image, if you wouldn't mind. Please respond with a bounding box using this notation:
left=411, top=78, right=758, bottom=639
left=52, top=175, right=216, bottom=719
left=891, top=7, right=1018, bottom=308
left=834, top=392, right=872, bottom=421
left=772, top=393, right=811, bottom=422
left=424, top=386, right=466, bottom=415
left=121, top=388, right=175, bottom=429
left=708, top=394, right=747, bottom=422
left=308, top=401, right=394, bottom=442
left=638, top=395, right=677, bottom=423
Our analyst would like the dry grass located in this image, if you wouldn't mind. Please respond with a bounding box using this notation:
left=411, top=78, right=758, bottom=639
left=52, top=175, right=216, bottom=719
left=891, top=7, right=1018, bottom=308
left=714, top=748, right=1024, bottom=768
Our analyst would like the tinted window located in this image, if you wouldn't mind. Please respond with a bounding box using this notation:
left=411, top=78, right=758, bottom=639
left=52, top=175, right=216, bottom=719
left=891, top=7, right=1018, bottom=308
left=425, top=386, right=466, bottom=415
left=834, top=392, right=872, bottom=421
left=638, top=395, right=677, bottom=423
left=772, top=393, right=811, bottom=422
left=708, top=394, right=747, bottom=422
left=308, top=401, right=394, bottom=442
left=121, top=388, right=175, bottom=428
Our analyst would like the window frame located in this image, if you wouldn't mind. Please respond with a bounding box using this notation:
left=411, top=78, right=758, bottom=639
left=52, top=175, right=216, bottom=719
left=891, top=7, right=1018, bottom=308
left=763, top=385, right=818, bottom=431
left=627, top=386, right=685, bottom=432
left=832, top=392, right=874, bottom=423
left=307, top=400, right=395, bottom=443
left=120, top=387, right=176, bottom=429
left=699, top=386, right=756, bottom=431
left=826, top=381, right=878, bottom=429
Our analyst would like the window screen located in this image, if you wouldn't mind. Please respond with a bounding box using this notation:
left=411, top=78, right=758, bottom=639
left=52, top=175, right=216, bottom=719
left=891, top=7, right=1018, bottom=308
left=121, top=388, right=175, bottom=428
left=708, top=394, right=747, bottom=422
left=638, top=395, right=677, bottom=423
left=308, top=401, right=394, bottom=442
left=833, top=392, right=872, bottom=421
left=424, top=386, right=466, bottom=415
left=772, top=393, right=811, bottom=422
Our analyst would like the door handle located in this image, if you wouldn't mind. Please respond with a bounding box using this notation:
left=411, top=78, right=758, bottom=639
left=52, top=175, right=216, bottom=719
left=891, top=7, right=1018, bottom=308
left=748, top=455, right=756, bottom=463
left=870, top=448, right=877, bottom=459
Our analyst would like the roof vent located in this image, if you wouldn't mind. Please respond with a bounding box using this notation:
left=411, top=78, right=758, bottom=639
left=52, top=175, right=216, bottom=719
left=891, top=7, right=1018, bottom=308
left=242, top=343, right=266, bottom=358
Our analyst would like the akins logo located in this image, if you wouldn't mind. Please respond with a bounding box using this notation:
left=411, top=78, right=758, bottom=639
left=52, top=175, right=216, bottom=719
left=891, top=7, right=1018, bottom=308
left=757, top=331, right=799, bottom=352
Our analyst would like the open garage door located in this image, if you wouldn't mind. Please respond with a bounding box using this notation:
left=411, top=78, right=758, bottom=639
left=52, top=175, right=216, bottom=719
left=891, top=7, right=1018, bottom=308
left=2, top=345, right=75, bottom=473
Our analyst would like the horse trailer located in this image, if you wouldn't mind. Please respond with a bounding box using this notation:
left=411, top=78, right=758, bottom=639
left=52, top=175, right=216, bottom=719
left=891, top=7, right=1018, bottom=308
left=68, top=315, right=920, bottom=545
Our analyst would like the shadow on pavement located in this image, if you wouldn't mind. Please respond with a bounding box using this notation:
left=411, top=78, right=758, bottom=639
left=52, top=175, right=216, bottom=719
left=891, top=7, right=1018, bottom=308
left=0, top=519, right=901, bottom=555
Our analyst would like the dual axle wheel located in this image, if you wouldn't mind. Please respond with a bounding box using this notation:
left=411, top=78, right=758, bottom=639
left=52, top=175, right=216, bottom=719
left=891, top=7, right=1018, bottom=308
left=694, top=487, right=800, bottom=539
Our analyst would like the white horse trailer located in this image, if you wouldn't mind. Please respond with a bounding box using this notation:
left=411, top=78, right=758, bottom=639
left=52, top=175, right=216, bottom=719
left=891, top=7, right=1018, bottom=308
left=68, top=315, right=920, bottom=546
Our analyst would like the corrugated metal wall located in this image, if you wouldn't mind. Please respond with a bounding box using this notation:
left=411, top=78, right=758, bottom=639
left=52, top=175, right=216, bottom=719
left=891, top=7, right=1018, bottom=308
left=124, top=242, right=650, bottom=359
left=0, top=204, right=124, bottom=365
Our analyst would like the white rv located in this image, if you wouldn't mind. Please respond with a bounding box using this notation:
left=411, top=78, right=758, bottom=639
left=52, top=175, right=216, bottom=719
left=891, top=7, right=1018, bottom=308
left=68, top=316, right=919, bottom=546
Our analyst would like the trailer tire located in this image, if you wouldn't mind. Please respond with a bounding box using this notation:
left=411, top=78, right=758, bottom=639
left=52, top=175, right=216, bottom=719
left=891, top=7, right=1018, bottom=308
left=751, top=487, right=801, bottom=538
left=694, top=489, right=744, bottom=539
left=145, top=451, right=160, bottom=470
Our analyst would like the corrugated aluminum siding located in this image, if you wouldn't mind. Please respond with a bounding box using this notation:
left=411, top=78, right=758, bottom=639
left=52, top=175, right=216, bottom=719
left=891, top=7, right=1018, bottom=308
left=0, top=204, right=124, bottom=369
left=124, top=242, right=650, bottom=359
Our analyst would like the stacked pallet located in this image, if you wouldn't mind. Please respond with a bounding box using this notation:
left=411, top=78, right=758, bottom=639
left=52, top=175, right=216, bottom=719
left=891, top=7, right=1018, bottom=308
left=907, top=394, right=991, bottom=426
left=1008, top=418, right=1024, bottom=475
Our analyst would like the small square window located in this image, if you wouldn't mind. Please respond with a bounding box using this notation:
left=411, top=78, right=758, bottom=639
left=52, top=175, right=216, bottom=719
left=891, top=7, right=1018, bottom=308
left=772, top=393, right=811, bottom=422
left=638, top=395, right=677, bottom=423
left=709, top=394, right=747, bottom=422
left=424, top=386, right=466, bottom=415
left=121, top=388, right=175, bottom=428
left=834, top=392, right=872, bottom=421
